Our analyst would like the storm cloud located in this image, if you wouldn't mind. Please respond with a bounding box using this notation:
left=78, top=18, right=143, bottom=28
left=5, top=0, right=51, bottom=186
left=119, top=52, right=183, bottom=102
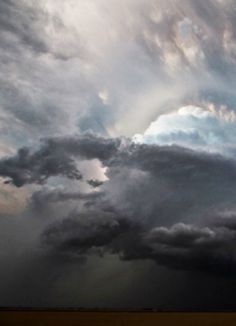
left=144, top=222, right=236, bottom=276
left=2, top=0, right=236, bottom=311
left=40, top=183, right=236, bottom=276
left=13, top=133, right=234, bottom=277
left=0, top=133, right=120, bottom=186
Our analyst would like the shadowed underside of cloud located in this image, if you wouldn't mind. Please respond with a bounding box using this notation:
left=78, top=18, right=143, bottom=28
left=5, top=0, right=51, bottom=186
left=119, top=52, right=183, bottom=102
left=41, top=208, right=236, bottom=276
left=0, top=133, right=121, bottom=186
left=2, top=133, right=236, bottom=275
left=0, top=146, right=82, bottom=187
left=144, top=222, right=236, bottom=276
left=2, top=132, right=233, bottom=275
left=1, top=132, right=236, bottom=188
left=42, top=211, right=142, bottom=255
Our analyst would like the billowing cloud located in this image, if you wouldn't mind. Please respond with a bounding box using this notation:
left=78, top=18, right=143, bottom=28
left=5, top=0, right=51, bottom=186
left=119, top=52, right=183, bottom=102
left=2, top=0, right=236, bottom=147
left=42, top=210, right=140, bottom=255
left=3, top=0, right=236, bottom=310
left=0, top=146, right=82, bottom=187
left=144, top=221, right=236, bottom=275
left=0, top=133, right=120, bottom=186
left=133, top=105, right=236, bottom=153
left=41, top=198, right=236, bottom=276
left=20, top=133, right=236, bottom=277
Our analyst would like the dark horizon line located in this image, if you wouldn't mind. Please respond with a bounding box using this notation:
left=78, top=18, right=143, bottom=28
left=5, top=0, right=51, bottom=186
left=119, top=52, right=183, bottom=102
left=1, top=307, right=236, bottom=313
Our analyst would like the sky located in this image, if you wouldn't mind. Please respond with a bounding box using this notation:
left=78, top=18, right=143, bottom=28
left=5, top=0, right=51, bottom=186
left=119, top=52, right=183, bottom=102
left=2, top=0, right=236, bottom=311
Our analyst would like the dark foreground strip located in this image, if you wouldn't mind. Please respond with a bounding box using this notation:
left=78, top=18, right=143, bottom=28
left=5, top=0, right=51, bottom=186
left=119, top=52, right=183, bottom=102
left=0, top=310, right=236, bottom=326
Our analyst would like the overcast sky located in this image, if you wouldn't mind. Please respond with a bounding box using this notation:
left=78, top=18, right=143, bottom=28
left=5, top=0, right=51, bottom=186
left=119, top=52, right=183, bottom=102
left=2, top=0, right=236, bottom=310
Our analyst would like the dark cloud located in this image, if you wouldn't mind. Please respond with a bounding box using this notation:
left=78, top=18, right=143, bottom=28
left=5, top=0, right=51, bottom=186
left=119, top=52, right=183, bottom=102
left=26, top=189, right=104, bottom=227
left=0, top=133, right=120, bottom=186
left=143, top=222, right=236, bottom=276
left=3, top=133, right=236, bottom=189
left=0, top=146, right=82, bottom=187
left=110, top=142, right=236, bottom=181
left=102, top=141, right=236, bottom=227
left=87, top=179, right=104, bottom=188
left=42, top=210, right=140, bottom=255
left=14, top=133, right=233, bottom=278
left=1, top=133, right=236, bottom=228
left=42, top=208, right=236, bottom=276
left=49, top=133, right=121, bottom=162
left=2, top=133, right=236, bottom=236
left=213, top=213, right=236, bottom=230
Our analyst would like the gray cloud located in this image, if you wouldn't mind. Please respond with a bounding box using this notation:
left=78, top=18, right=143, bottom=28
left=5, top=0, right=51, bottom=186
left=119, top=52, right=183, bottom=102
left=2, top=133, right=236, bottom=227
left=0, top=0, right=49, bottom=53
left=0, top=133, right=120, bottom=186
left=24, top=133, right=236, bottom=276
left=41, top=206, right=236, bottom=276
left=3, top=0, right=236, bottom=146
left=144, top=222, right=236, bottom=276
left=42, top=211, right=136, bottom=255
left=104, top=142, right=236, bottom=226
left=3, top=0, right=236, bottom=310
left=0, top=146, right=82, bottom=187
left=87, top=179, right=104, bottom=188
left=30, top=187, right=104, bottom=206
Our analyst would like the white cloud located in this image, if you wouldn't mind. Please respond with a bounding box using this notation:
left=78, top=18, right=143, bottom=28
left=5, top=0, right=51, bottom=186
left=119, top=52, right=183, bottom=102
left=133, top=105, right=236, bottom=153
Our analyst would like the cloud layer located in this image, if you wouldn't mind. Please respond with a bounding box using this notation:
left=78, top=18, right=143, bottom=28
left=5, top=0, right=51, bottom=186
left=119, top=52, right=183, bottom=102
left=1, top=133, right=236, bottom=278
left=2, top=0, right=236, bottom=310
